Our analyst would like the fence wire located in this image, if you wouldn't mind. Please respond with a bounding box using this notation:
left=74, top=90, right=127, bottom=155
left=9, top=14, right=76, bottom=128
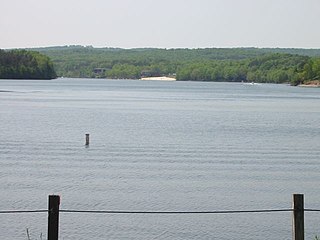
left=1, top=208, right=320, bottom=215
left=59, top=209, right=293, bottom=214
left=0, top=210, right=47, bottom=214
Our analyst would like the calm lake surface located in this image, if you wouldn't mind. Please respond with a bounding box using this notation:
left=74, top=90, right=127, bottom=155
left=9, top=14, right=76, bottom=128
left=0, top=78, right=319, bottom=240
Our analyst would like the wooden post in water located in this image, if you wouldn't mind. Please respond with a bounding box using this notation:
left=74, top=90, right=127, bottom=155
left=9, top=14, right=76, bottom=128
left=293, top=194, right=304, bottom=240
left=48, top=195, right=60, bottom=240
left=85, top=133, right=90, bottom=146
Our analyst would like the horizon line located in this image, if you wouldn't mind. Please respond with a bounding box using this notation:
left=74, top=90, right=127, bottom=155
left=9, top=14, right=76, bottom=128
left=2, top=44, right=320, bottom=50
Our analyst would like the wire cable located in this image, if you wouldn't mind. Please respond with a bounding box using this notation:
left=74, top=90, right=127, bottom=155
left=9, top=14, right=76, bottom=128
left=0, top=210, right=47, bottom=214
left=1, top=208, right=320, bottom=215
left=59, top=209, right=293, bottom=214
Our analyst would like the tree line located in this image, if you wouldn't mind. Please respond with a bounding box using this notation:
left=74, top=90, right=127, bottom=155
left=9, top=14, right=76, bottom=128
left=177, top=54, right=312, bottom=85
left=0, top=49, right=57, bottom=79
left=32, top=46, right=320, bottom=85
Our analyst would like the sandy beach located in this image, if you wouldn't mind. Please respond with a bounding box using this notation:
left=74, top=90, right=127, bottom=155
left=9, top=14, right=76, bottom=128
left=299, top=80, right=320, bottom=88
left=299, top=84, right=320, bottom=88
left=140, top=76, right=176, bottom=81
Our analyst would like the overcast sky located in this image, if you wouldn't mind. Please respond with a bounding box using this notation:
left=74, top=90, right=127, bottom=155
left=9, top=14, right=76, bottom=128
left=1, top=0, right=319, bottom=49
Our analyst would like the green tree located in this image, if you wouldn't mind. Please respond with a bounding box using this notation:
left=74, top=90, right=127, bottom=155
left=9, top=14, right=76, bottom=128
left=0, top=49, right=57, bottom=79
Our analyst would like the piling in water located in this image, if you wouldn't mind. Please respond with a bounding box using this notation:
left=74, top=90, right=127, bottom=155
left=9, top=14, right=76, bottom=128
left=85, top=134, right=90, bottom=146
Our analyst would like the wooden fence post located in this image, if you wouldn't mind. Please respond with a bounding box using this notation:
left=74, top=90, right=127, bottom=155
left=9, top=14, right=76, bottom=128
left=293, top=194, right=304, bottom=240
left=48, top=195, right=60, bottom=240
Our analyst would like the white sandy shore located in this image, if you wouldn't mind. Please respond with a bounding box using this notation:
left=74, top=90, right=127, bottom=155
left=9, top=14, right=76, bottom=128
left=298, top=80, right=320, bottom=88
left=298, top=84, right=320, bottom=88
left=140, top=76, right=176, bottom=81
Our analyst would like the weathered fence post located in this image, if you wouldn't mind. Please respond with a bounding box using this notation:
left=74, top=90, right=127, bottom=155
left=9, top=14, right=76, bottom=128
left=48, top=195, right=60, bottom=240
left=85, top=133, right=90, bottom=146
left=293, top=194, right=304, bottom=240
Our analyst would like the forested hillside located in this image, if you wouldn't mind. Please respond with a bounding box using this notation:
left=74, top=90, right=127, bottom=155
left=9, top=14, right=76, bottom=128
left=0, top=50, right=57, bottom=79
left=34, top=46, right=320, bottom=85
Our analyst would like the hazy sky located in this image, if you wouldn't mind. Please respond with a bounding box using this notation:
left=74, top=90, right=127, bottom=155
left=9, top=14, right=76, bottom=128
left=1, top=0, right=319, bottom=49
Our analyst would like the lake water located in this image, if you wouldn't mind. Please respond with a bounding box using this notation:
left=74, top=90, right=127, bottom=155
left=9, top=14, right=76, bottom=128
left=0, top=78, right=319, bottom=240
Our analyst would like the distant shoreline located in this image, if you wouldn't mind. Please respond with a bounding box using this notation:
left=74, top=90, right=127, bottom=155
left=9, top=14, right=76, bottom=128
left=299, top=84, right=320, bottom=88
left=140, top=76, right=176, bottom=81
left=299, top=80, right=320, bottom=88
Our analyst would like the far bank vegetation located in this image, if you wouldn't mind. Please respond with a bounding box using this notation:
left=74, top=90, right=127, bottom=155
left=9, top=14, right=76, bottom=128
left=0, top=50, right=57, bottom=79
left=35, top=46, right=320, bottom=85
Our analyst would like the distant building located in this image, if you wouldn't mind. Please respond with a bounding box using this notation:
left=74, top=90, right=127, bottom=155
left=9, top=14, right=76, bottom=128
left=140, top=70, right=153, bottom=78
left=93, top=68, right=107, bottom=74
left=140, top=70, right=161, bottom=78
